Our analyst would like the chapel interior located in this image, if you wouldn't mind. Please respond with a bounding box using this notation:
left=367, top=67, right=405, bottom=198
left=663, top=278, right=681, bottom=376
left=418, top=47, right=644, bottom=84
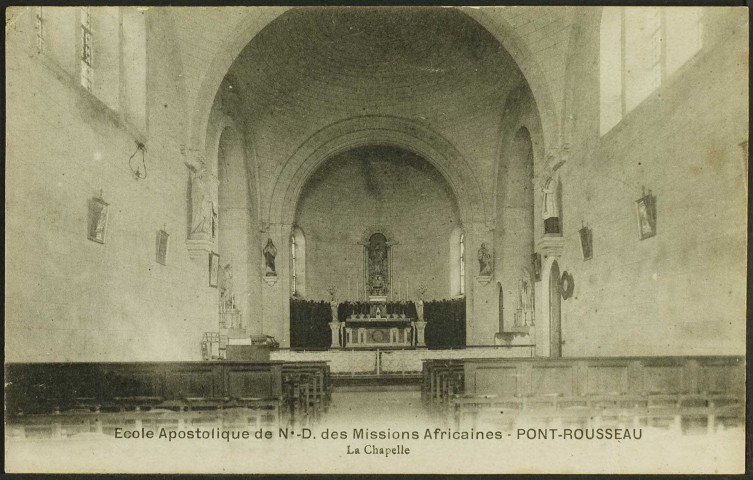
left=4, top=6, right=748, bottom=467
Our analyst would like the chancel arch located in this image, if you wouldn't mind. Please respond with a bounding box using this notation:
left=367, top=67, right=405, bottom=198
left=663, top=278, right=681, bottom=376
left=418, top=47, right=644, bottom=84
left=270, top=116, right=486, bottom=228
left=293, top=145, right=462, bottom=303
left=186, top=7, right=562, bottom=170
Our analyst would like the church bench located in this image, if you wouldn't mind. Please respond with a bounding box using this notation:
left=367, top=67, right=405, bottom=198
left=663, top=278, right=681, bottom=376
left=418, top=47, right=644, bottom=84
left=5, top=362, right=284, bottom=416
left=421, top=359, right=464, bottom=408
left=281, top=361, right=331, bottom=420
left=451, top=390, right=745, bottom=431
left=460, top=356, right=744, bottom=399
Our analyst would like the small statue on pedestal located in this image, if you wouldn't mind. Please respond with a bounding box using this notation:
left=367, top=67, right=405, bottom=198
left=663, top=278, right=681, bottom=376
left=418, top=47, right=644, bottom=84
left=263, top=239, right=277, bottom=276
left=517, top=267, right=534, bottom=326
left=219, top=263, right=235, bottom=312
left=190, top=167, right=218, bottom=239
left=416, top=283, right=427, bottom=321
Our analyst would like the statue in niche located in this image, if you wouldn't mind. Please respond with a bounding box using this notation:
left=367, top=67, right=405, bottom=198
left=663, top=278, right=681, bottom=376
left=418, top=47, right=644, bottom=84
left=371, top=274, right=385, bottom=296
left=367, top=233, right=389, bottom=296
left=263, top=239, right=277, bottom=276
left=477, top=243, right=493, bottom=276
left=190, top=167, right=218, bottom=239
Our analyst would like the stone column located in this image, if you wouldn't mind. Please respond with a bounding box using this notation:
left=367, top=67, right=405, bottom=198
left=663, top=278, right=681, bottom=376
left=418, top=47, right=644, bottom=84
left=413, top=321, right=427, bottom=347
left=535, top=235, right=564, bottom=358
left=328, top=322, right=342, bottom=349
left=260, top=223, right=288, bottom=347
left=467, top=221, right=496, bottom=345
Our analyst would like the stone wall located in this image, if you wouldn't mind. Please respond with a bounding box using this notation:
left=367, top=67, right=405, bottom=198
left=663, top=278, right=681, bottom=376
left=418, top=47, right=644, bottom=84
left=5, top=9, right=216, bottom=361
left=542, top=10, right=748, bottom=356
left=295, top=146, right=462, bottom=301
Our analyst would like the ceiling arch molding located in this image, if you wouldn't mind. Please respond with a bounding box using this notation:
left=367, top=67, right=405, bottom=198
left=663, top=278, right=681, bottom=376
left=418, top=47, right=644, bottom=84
left=267, top=116, right=487, bottom=228
left=187, top=7, right=561, bottom=162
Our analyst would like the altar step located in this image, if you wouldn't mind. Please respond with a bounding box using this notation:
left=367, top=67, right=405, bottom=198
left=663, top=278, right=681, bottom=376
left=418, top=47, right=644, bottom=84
left=331, top=373, right=421, bottom=389
left=334, top=384, right=420, bottom=393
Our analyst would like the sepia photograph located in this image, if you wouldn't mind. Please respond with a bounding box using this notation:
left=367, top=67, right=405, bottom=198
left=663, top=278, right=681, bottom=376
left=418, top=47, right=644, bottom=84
left=4, top=4, right=748, bottom=474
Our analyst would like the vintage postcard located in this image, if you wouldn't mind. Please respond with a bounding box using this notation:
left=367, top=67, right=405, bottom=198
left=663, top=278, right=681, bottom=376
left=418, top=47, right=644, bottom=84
left=4, top=5, right=747, bottom=474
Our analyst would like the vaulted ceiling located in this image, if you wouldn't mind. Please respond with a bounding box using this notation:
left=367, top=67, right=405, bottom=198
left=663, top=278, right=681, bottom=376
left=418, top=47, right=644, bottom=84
left=220, top=7, right=525, bottom=131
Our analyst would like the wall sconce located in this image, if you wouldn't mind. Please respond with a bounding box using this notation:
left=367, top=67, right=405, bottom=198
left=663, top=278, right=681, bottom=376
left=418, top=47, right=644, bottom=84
left=128, top=141, right=148, bottom=180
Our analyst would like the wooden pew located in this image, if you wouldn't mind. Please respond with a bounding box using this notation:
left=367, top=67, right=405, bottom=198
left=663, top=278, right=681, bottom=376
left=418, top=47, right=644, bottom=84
left=5, top=362, right=284, bottom=418
left=421, top=359, right=464, bottom=409
left=445, top=356, right=744, bottom=430
left=281, top=361, right=331, bottom=421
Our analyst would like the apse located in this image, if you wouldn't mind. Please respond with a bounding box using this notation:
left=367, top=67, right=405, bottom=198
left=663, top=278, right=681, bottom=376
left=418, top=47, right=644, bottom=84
left=294, top=145, right=461, bottom=301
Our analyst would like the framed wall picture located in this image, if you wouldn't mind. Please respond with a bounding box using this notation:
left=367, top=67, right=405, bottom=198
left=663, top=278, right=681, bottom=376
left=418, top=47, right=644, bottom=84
left=579, top=225, right=593, bottom=260
left=636, top=190, right=657, bottom=240
left=209, top=252, right=220, bottom=288
left=156, top=229, right=170, bottom=265
left=87, top=196, right=109, bottom=244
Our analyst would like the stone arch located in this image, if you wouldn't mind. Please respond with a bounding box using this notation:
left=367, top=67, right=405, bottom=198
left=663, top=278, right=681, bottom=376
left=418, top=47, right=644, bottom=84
left=269, top=116, right=486, bottom=228
left=492, top=85, right=545, bottom=226
left=459, top=7, right=561, bottom=154
left=187, top=7, right=561, bottom=164
left=187, top=7, right=289, bottom=159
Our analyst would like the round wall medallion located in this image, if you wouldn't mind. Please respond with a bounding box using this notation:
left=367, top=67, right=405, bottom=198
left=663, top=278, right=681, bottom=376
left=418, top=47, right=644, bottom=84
left=560, top=271, right=574, bottom=300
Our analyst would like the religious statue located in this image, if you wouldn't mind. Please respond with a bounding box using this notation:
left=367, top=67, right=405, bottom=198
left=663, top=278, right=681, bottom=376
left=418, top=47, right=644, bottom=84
left=367, top=233, right=389, bottom=296
left=371, top=273, right=385, bottom=296
left=541, top=175, right=560, bottom=234
left=540, top=152, right=564, bottom=235
left=330, top=299, right=339, bottom=322
left=477, top=243, right=493, bottom=276
left=518, top=267, right=535, bottom=325
left=415, top=283, right=426, bottom=321
left=263, top=239, right=277, bottom=276
left=415, top=298, right=424, bottom=322
left=219, top=262, right=235, bottom=311
left=191, top=167, right=218, bottom=239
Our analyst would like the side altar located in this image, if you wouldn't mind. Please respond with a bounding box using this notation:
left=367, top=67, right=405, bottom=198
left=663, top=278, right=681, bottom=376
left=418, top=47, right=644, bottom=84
left=328, top=296, right=427, bottom=349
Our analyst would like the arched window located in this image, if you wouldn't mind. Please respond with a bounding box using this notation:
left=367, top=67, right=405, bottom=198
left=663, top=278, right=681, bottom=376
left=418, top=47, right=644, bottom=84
left=290, top=233, right=297, bottom=295
left=290, top=227, right=306, bottom=297
left=601, top=7, right=705, bottom=134
left=459, top=233, right=465, bottom=295
left=33, top=7, right=146, bottom=133
left=449, top=227, right=465, bottom=297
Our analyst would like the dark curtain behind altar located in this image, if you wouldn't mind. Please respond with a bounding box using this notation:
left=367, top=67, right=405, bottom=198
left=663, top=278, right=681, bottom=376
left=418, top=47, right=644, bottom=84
left=423, top=298, right=466, bottom=349
left=290, top=298, right=466, bottom=349
left=289, top=299, right=331, bottom=349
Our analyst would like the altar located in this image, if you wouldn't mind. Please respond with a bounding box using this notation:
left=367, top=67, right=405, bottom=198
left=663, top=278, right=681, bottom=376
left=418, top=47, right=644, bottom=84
left=328, top=295, right=427, bottom=349
left=345, top=315, right=413, bottom=348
